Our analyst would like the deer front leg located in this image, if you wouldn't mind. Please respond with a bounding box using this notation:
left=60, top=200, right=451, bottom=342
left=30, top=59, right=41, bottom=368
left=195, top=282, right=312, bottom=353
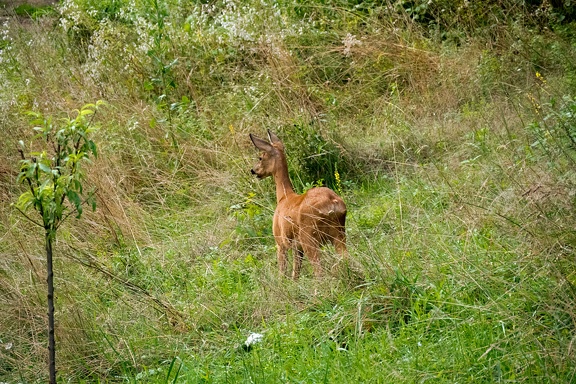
left=276, top=242, right=288, bottom=276
left=273, top=214, right=290, bottom=277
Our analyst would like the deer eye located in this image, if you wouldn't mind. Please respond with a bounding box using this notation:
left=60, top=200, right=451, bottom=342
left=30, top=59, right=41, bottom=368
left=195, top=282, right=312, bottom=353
left=259, top=156, right=263, bottom=161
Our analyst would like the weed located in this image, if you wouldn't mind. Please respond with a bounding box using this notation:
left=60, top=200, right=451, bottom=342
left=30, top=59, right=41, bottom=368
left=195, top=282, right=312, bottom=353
left=282, top=122, right=352, bottom=191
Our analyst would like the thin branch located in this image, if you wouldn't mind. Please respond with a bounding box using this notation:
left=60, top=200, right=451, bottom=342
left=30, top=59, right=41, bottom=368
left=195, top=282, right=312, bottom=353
left=14, top=206, right=43, bottom=227
left=32, top=157, right=47, bottom=221
left=55, top=142, right=61, bottom=168
left=86, top=106, right=98, bottom=128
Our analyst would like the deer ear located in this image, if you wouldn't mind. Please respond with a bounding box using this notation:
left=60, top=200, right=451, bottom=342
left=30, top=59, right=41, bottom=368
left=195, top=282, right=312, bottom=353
left=250, top=133, right=274, bottom=152
left=267, top=130, right=282, bottom=144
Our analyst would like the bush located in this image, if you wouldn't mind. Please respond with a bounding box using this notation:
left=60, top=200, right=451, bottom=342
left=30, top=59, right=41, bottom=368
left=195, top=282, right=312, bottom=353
left=281, top=122, right=353, bottom=192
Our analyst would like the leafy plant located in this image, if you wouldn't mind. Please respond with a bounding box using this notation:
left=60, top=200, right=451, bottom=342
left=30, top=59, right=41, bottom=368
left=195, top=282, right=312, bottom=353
left=548, top=95, right=576, bottom=149
left=230, top=192, right=272, bottom=246
left=14, top=101, right=103, bottom=383
left=283, top=123, right=350, bottom=191
left=528, top=94, right=576, bottom=165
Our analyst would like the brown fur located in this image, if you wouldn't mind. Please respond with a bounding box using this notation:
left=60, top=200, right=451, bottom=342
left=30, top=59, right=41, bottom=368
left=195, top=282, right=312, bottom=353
left=250, top=130, right=348, bottom=279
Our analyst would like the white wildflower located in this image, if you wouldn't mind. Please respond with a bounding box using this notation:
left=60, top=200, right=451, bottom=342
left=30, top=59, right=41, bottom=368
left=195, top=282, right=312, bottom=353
left=342, top=33, right=362, bottom=57
left=245, top=332, right=264, bottom=347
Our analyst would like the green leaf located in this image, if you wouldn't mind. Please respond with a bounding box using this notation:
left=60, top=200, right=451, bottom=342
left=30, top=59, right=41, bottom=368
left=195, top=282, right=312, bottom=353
left=88, top=140, right=98, bottom=157
left=38, top=162, right=52, bottom=174
left=39, top=177, right=53, bottom=192
left=26, top=111, right=41, bottom=118
left=16, top=171, right=27, bottom=184
left=66, top=190, right=83, bottom=218
left=53, top=202, right=64, bottom=223
left=26, top=162, right=37, bottom=179
left=166, top=58, right=179, bottom=69
left=16, top=191, right=35, bottom=211
left=72, top=179, right=83, bottom=194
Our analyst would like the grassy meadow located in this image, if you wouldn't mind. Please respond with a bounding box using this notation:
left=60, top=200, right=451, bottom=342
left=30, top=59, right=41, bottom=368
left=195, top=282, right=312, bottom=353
left=1, top=0, right=576, bottom=382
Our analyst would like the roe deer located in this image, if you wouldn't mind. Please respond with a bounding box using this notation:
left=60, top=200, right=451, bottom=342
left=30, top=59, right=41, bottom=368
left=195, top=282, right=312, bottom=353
left=249, top=130, right=347, bottom=279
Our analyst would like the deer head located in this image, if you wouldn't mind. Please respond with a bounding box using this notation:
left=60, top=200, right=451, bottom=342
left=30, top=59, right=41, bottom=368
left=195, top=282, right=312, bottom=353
left=249, top=130, right=285, bottom=179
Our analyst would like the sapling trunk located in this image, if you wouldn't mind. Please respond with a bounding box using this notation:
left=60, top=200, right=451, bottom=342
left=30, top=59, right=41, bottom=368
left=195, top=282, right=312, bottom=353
left=46, top=231, right=56, bottom=384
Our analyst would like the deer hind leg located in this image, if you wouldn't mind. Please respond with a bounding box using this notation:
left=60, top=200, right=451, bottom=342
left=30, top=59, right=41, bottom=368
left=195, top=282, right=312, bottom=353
left=300, top=228, right=322, bottom=278
left=292, top=246, right=304, bottom=280
left=334, top=229, right=348, bottom=259
left=321, top=221, right=347, bottom=258
left=319, top=225, right=347, bottom=275
left=304, top=243, right=322, bottom=278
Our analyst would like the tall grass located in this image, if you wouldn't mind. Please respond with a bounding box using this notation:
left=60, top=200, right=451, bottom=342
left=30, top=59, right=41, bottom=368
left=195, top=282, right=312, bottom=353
left=0, top=0, right=575, bottom=382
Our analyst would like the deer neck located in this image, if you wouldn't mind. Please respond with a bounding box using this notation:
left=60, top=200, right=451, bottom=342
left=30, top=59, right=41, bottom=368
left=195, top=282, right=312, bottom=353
left=273, top=154, right=296, bottom=204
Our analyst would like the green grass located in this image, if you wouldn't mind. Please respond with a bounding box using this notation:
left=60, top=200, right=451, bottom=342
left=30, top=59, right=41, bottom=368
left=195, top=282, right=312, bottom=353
left=0, top=0, right=575, bottom=382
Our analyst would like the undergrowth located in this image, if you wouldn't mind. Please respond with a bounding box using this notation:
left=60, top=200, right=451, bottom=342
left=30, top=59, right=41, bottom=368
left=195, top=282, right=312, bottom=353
left=0, top=0, right=575, bottom=382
